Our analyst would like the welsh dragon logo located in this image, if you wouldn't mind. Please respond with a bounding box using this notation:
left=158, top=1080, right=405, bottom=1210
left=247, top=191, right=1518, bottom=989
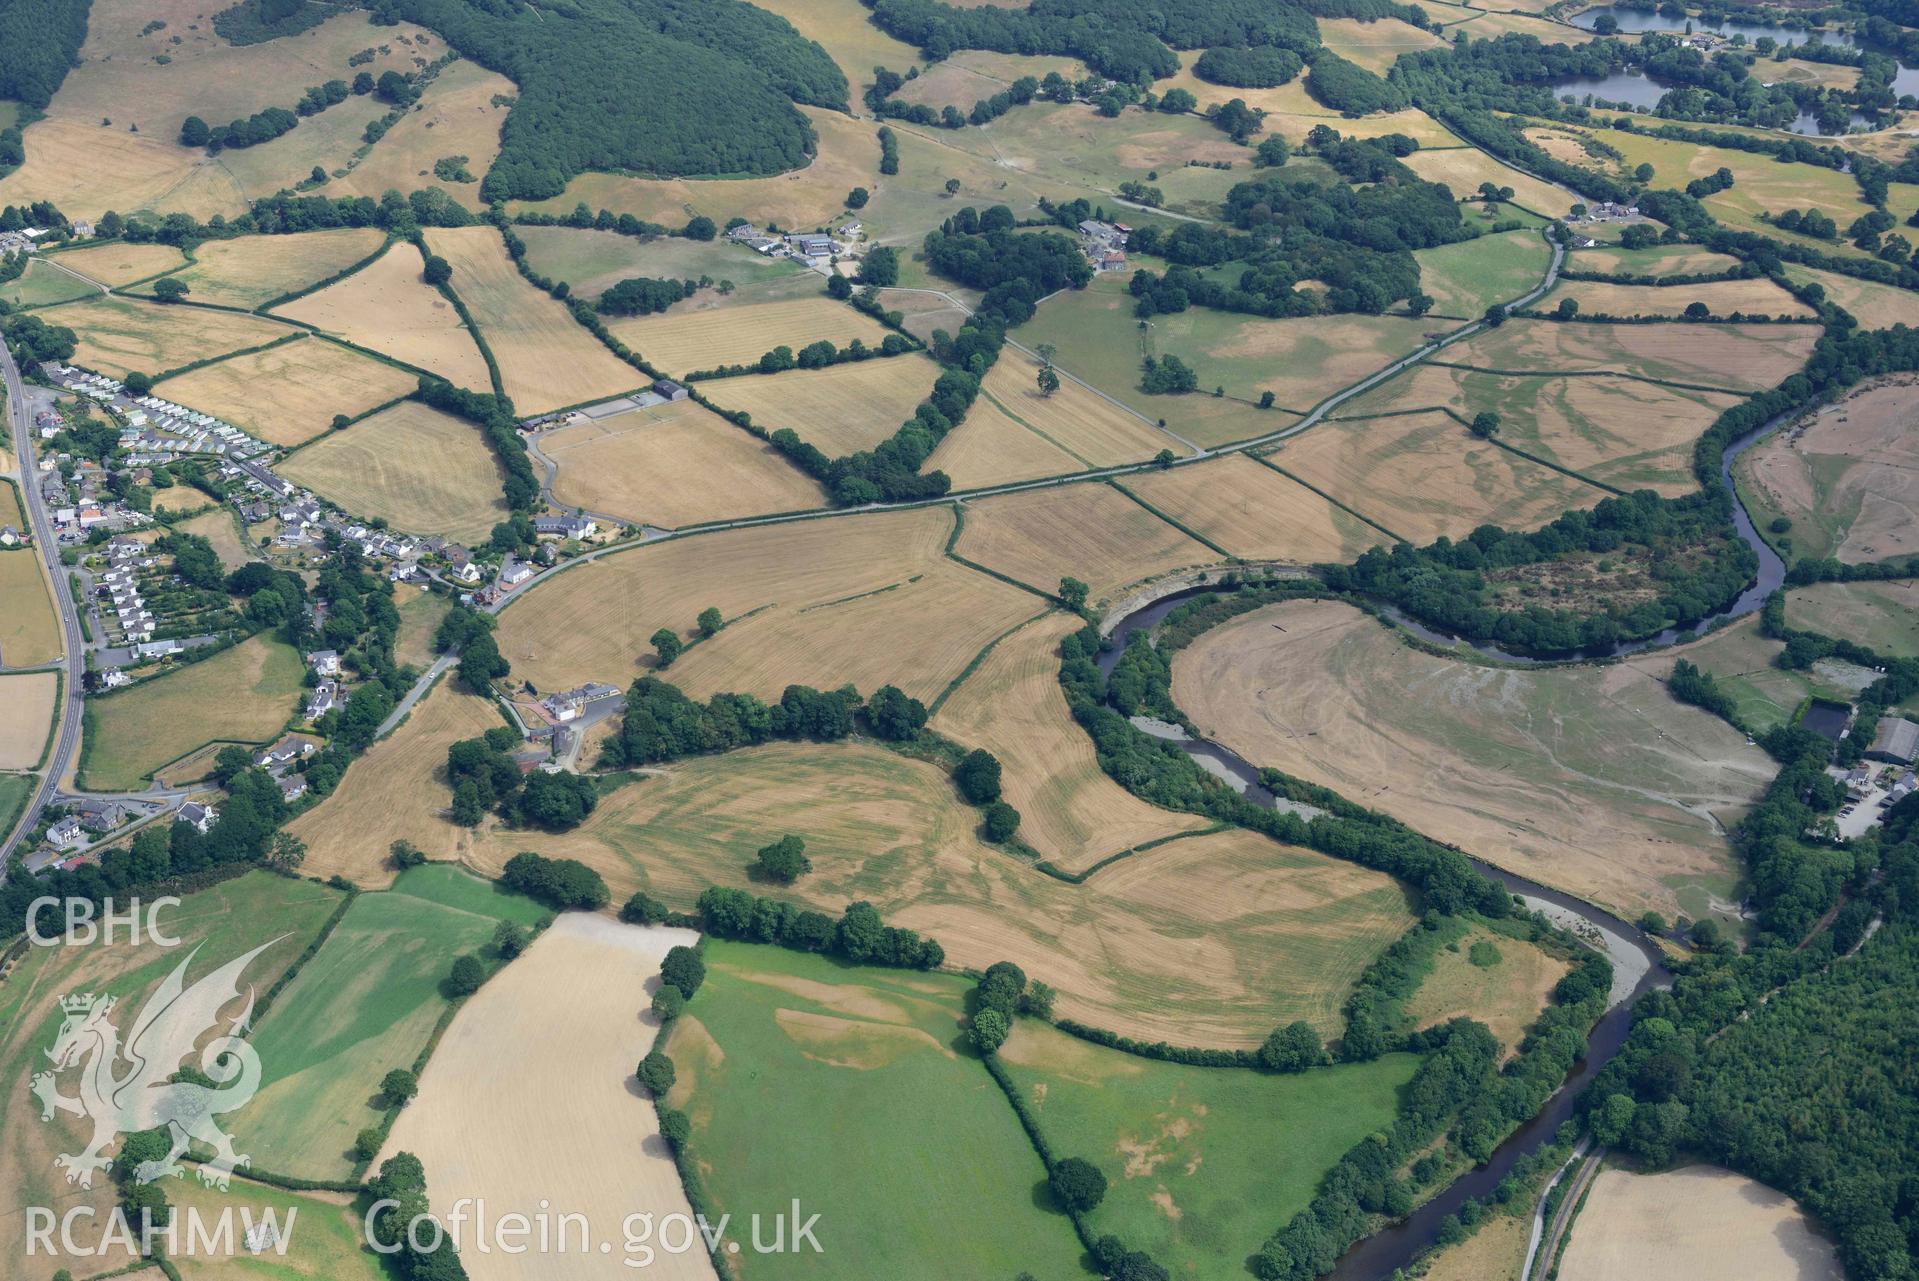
left=30, top=939, right=282, bottom=1190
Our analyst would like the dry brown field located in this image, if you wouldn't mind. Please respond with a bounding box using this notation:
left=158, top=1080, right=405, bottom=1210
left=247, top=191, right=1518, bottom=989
left=954, top=482, right=1216, bottom=600
left=280, top=400, right=508, bottom=542
left=1785, top=579, right=1919, bottom=659
left=541, top=398, right=826, bottom=527
left=173, top=507, right=259, bottom=571
left=1737, top=374, right=1919, bottom=563
left=332, top=59, right=513, bottom=211
left=210, top=92, right=396, bottom=205
left=1403, top=926, right=1570, bottom=1054
left=271, top=240, right=494, bottom=389
left=1268, top=410, right=1611, bottom=542
left=458, top=741, right=1415, bottom=1044
left=932, top=612, right=1209, bottom=869
left=1317, top=17, right=1450, bottom=71
left=882, top=288, right=974, bottom=342
left=44, top=296, right=294, bottom=379
left=1442, top=318, right=1818, bottom=392
left=149, top=484, right=215, bottom=515
left=925, top=392, right=1088, bottom=488
left=699, top=354, right=941, bottom=455
left=1784, top=263, right=1919, bottom=330
left=143, top=228, right=386, bottom=309
left=982, top=348, right=1188, bottom=465
left=1338, top=362, right=1740, bottom=496
left=1558, top=1165, right=1842, bottom=1281
left=0, top=552, right=63, bottom=668
left=1171, top=599, right=1777, bottom=925
left=606, top=293, right=894, bottom=377
left=494, top=506, right=1037, bottom=703
left=379, top=914, right=711, bottom=1281
left=1404, top=146, right=1580, bottom=217
left=154, top=336, right=417, bottom=447
left=1418, top=1208, right=1532, bottom=1281
left=1153, top=53, right=1459, bottom=146
left=1569, top=244, right=1745, bottom=278
left=1549, top=277, right=1816, bottom=319
left=0, top=672, right=56, bottom=770
left=744, top=0, right=923, bottom=101
left=891, top=50, right=1086, bottom=108
left=290, top=680, right=504, bottom=885
left=423, top=226, right=640, bottom=413
left=0, top=118, right=246, bottom=222
left=49, top=241, right=185, bottom=286
left=1125, top=454, right=1388, bottom=563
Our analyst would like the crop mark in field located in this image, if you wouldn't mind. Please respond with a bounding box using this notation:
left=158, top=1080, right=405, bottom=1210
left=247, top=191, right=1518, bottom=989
left=799, top=581, right=908, bottom=612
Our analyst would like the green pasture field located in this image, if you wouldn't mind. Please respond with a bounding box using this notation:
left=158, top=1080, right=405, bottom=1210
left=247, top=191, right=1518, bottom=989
left=1415, top=229, right=1553, bottom=318
left=1, top=258, right=100, bottom=309
left=232, top=865, right=548, bottom=1179
left=80, top=634, right=306, bottom=791
left=0, top=772, right=33, bottom=844
left=515, top=225, right=810, bottom=301
left=1785, top=580, right=1919, bottom=659
left=166, top=1176, right=387, bottom=1281
left=1000, top=1020, right=1418, bottom=1279
left=1672, top=619, right=1818, bottom=732
left=1569, top=242, right=1744, bottom=277
left=664, top=940, right=1090, bottom=1280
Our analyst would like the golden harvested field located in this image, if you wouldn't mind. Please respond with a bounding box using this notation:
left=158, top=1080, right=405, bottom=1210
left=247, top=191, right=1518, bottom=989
left=154, top=336, right=418, bottom=448
left=0, top=118, right=246, bottom=222
left=149, top=484, right=215, bottom=515
left=271, top=240, right=494, bottom=390
left=290, top=679, right=504, bottom=885
left=516, top=106, right=878, bottom=231
left=174, top=507, right=259, bottom=571
left=1548, top=277, right=1816, bottom=319
left=1155, top=53, right=1459, bottom=146
left=932, top=612, right=1209, bottom=870
left=1419, top=1209, right=1532, bottom=1281
left=1559, top=1165, right=1842, bottom=1281
left=143, top=228, right=386, bottom=310
left=1318, top=17, right=1449, bottom=71
left=0, top=551, right=62, bottom=668
left=745, top=0, right=922, bottom=101
left=1784, top=263, right=1919, bottom=330
left=1172, top=599, right=1777, bottom=926
left=892, top=50, right=1086, bottom=108
left=981, top=347, right=1188, bottom=465
left=460, top=741, right=1416, bottom=1044
left=0, top=671, right=55, bottom=770
left=43, top=295, right=294, bottom=380
left=1570, top=243, right=1745, bottom=278
left=332, top=58, right=513, bottom=211
left=381, top=914, right=711, bottom=1281
left=1338, top=362, right=1741, bottom=496
left=1405, top=146, right=1580, bottom=217
left=1737, top=374, right=1919, bottom=563
left=605, top=293, right=893, bottom=377
left=700, top=354, right=940, bottom=455
left=81, top=634, right=305, bottom=791
left=495, top=507, right=1037, bottom=703
left=1404, top=927, right=1570, bottom=1054
left=423, top=226, right=640, bottom=413
left=280, top=400, right=508, bottom=542
left=954, top=482, right=1215, bottom=600
left=1269, top=410, right=1611, bottom=542
left=925, top=391, right=1087, bottom=488
left=1127, top=454, right=1387, bottom=562
left=1443, top=318, right=1819, bottom=392
left=48, top=241, right=185, bottom=286
left=541, top=398, right=826, bottom=527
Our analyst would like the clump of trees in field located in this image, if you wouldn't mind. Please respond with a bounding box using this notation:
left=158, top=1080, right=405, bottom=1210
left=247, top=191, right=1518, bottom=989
left=697, top=886, right=945, bottom=969
left=498, top=851, right=610, bottom=910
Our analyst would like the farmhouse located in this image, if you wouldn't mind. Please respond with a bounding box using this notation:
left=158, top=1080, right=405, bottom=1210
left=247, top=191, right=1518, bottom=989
left=255, top=735, right=318, bottom=768
left=539, top=681, right=622, bottom=723
left=178, top=802, right=218, bottom=834
left=306, top=649, right=342, bottom=678
left=72, top=799, right=128, bottom=831
left=306, top=680, right=340, bottom=721
left=1868, top=716, right=1919, bottom=766
left=46, top=817, right=86, bottom=849
left=534, top=513, right=597, bottom=541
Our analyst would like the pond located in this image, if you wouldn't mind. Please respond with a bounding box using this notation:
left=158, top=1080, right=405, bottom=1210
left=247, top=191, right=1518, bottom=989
left=1547, top=67, right=1877, bottom=132
left=1571, top=5, right=1859, bottom=48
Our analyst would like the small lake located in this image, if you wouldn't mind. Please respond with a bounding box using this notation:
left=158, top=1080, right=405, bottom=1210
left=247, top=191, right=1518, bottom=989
left=1571, top=5, right=1859, bottom=48
left=1549, top=67, right=1876, bottom=132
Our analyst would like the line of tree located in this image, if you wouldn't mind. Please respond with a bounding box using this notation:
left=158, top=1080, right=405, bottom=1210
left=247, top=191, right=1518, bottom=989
left=498, top=850, right=610, bottom=910
left=413, top=377, right=539, bottom=512
left=686, top=331, right=914, bottom=381
left=696, top=885, right=944, bottom=968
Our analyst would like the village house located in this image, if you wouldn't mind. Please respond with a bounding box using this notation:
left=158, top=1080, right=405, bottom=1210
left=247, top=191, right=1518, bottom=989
left=46, top=817, right=87, bottom=849
left=72, top=799, right=128, bottom=831
left=255, top=736, right=318, bottom=769
left=539, top=681, right=622, bottom=723
left=305, top=680, right=340, bottom=721
left=498, top=556, right=536, bottom=587
left=534, top=513, right=596, bottom=541
left=178, top=802, right=218, bottom=834
left=306, top=649, right=342, bottom=678
left=0, top=526, right=22, bottom=547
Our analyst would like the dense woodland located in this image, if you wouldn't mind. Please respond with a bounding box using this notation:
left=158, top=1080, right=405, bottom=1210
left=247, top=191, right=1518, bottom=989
left=0, top=0, right=88, bottom=108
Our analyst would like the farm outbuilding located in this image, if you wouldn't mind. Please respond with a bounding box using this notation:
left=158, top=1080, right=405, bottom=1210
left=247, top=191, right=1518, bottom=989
left=1868, top=716, right=1919, bottom=766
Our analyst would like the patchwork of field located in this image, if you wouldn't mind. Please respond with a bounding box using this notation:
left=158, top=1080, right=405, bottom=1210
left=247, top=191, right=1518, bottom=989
left=43, top=295, right=294, bottom=380
left=382, top=913, right=710, bottom=1281
left=983, top=347, right=1194, bottom=462
left=0, top=873, right=343, bottom=1280
left=271, top=240, right=494, bottom=389
left=517, top=225, right=809, bottom=301
left=494, top=507, right=1037, bottom=703
left=1172, top=599, right=1778, bottom=926
left=882, top=288, right=976, bottom=341
left=280, top=400, right=508, bottom=542
left=154, top=335, right=418, bottom=447
left=1000, top=1021, right=1419, bottom=1277
left=1735, top=374, right=1919, bottom=563
left=331, top=58, right=514, bottom=211
left=233, top=866, right=548, bottom=1179
left=925, top=390, right=1089, bottom=487
left=1126, top=454, right=1388, bottom=562
left=1318, top=16, right=1450, bottom=71
left=954, top=482, right=1216, bottom=600
left=290, top=680, right=505, bottom=885
left=424, top=226, right=641, bottom=413
left=1558, top=1165, right=1842, bottom=1281
left=606, top=293, right=894, bottom=377
left=1547, top=277, right=1816, bottom=319
left=699, top=354, right=942, bottom=456
left=1570, top=243, right=1745, bottom=278
left=1404, top=926, right=1571, bottom=1053
left=1442, top=318, right=1818, bottom=392
left=933, top=612, right=1209, bottom=869
left=0, top=551, right=62, bottom=668
left=1415, top=229, right=1554, bottom=318
left=138, top=228, right=387, bottom=310
left=1404, top=147, right=1580, bottom=217
left=1784, top=264, right=1919, bottom=330
left=46, top=241, right=185, bottom=286
left=1267, top=409, right=1612, bottom=542
left=463, top=741, right=1416, bottom=1044
left=971, top=101, right=1255, bottom=220
left=0, top=671, right=55, bottom=770
left=1153, top=52, right=1459, bottom=148
left=0, top=258, right=100, bottom=309
left=1338, top=362, right=1741, bottom=495
left=541, top=398, right=826, bottom=527
left=665, top=941, right=1085, bottom=1281
left=1785, top=579, right=1919, bottom=658
left=80, top=633, right=306, bottom=790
